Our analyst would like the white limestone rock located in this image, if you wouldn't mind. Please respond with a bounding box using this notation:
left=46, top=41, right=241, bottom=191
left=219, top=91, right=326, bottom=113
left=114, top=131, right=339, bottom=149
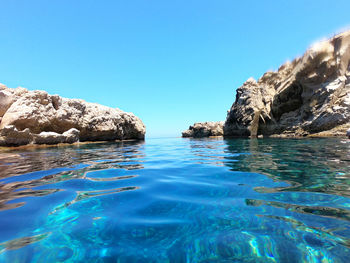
left=0, top=89, right=14, bottom=117
left=0, top=125, right=33, bottom=146
left=63, top=128, right=80, bottom=144
left=33, top=128, right=80, bottom=145
left=0, top=84, right=146, bottom=146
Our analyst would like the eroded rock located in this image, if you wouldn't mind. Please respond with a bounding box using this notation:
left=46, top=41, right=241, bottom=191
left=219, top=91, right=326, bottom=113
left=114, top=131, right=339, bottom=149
left=0, top=84, right=145, bottom=146
left=182, top=122, right=224, bottom=138
left=0, top=89, right=14, bottom=117
left=224, top=31, right=350, bottom=137
left=0, top=126, right=81, bottom=146
left=63, top=128, right=80, bottom=144
left=33, top=128, right=80, bottom=145
left=0, top=125, right=33, bottom=146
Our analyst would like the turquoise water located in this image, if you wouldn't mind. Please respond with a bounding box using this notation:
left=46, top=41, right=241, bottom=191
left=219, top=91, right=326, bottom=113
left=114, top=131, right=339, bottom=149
left=0, top=137, right=350, bottom=262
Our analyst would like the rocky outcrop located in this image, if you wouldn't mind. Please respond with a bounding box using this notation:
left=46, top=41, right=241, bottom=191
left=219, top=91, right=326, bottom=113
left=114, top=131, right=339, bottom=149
left=0, top=84, right=145, bottom=146
left=225, top=31, right=350, bottom=137
left=182, top=121, right=224, bottom=138
left=0, top=126, right=33, bottom=146
left=33, top=128, right=80, bottom=145
left=0, top=126, right=80, bottom=146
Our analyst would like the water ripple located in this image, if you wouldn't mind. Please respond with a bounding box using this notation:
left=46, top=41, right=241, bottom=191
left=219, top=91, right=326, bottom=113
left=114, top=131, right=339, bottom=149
left=0, top=138, right=349, bottom=262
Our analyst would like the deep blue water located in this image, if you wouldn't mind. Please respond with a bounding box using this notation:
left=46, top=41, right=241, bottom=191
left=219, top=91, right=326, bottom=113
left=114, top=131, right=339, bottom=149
left=0, top=137, right=350, bottom=262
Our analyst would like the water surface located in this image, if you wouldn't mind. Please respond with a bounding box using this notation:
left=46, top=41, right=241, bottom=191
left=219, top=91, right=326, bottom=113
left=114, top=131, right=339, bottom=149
left=0, top=137, right=350, bottom=262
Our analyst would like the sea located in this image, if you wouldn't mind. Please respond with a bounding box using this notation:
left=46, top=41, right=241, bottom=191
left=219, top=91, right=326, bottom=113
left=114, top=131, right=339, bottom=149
left=0, top=137, right=349, bottom=262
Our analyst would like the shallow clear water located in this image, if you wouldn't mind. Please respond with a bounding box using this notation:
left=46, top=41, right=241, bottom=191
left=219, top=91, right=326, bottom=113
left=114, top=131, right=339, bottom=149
left=0, top=137, right=350, bottom=262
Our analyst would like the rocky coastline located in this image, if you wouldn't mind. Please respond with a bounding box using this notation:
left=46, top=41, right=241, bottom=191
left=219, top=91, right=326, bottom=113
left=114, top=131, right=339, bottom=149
left=0, top=84, right=145, bottom=146
left=183, top=31, right=350, bottom=138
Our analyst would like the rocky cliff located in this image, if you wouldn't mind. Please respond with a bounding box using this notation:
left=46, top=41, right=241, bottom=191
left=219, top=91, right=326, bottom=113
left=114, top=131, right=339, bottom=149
left=0, top=84, right=145, bottom=146
left=225, top=31, right=350, bottom=137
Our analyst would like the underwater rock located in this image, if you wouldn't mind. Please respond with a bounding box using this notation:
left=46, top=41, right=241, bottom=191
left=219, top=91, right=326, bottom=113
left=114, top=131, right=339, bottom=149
left=0, top=84, right=146, bottom=146
left=224, top=31, right=350, bottom=137
left=182, top=121, right=224, bottom=138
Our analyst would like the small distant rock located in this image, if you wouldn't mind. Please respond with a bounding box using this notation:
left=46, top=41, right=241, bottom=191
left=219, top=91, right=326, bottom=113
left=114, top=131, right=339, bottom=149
left=182, top=122, right=224, bottom=138
left=347, top=128, right=350, bottom=138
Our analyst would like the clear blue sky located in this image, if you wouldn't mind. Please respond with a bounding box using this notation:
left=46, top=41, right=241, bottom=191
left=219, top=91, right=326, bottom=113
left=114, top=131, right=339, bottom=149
left=1, top=1, right=350, bottom=138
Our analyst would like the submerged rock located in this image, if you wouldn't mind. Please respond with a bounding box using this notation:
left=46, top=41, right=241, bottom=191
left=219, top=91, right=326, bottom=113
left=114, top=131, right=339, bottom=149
left=182, top=121, right=224, bottom=138
left=0, top=84, right=146, bottom=146
left=225, top=31, right=350, bottom=137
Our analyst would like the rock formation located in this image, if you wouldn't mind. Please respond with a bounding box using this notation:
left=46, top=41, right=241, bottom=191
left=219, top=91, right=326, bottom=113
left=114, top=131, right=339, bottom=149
left=0, top=126, right=80, bottom=146
left=225, top=31, right=350, bottom=137
left=0, top=84, right=145, bottom=146
left=33, top=128, right=80, bottom=145
left=182, top=122, right=224, bottom=138
left=0, top=126, right=34, bottom=146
